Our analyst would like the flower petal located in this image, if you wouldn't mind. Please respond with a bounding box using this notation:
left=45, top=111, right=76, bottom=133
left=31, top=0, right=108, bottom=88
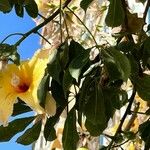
left=0, top=89, right=16, bottom=125
left=45, top=92, right=56, bottom=117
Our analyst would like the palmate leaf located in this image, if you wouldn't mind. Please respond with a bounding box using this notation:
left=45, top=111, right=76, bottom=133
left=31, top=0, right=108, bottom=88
left=63, top=69, right=73, bottom=98
left=69, top=49, right=90, bottom=82
left=16, top=120, right=42, bottom=145
left=105, top=0, right=125, bottom=27
left=62, top=108, right=79, bottom=150
left=37, top=74, right=50, bottom=108
left=25, top=0, right=38, bottom=18
left=85, top=119, right=107, bottom=136
left=51, top=79, right=67, bottom=107
left=102, top=47, right=131, bottom=82
left=12, top=99, right=32, bottom=116
left=44, top=107, right=64, bottom=141
left=84, top=80, right=106, bottom=125
left=47, top=56, right=62, bottom=84
left=69, top=40, right=85, bottom=61
left=0, top=116, right=35, bottom=142
left=15, top=4, right=24, bottom=17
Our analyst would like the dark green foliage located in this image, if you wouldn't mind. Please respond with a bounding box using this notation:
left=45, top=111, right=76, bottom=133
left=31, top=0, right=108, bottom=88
left=12, top=99, right=32, bottom=116
left=0, top=116, right=35, bottom=142
left=16, top=120, right=42, bottom=145
left=37, top=74, right=50, bottom=108
left=105, top=0, right=125, bottom=27
left=25, top=0, right=38, bottom=18
left=44, top=107, right=64, bottom=141
left=80, top=0, right=93, bottom=12
left=51, top=79, right=67, bottom=107
left=102, top=47, right=131, bottom=82
left=15, top=4, right=24, bottom=17
left=133, top=74, right=150, bottom=101
left=85, top=119, right=107, bottom=136
left=0, top=0, right=38, bottom=18
left=0, top=0, right=11, bottom=13
left=62, top=108, right=79, bottom=150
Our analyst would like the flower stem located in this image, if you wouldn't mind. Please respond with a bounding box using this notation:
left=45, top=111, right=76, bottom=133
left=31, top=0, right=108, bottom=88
left=36, top=31, right=51, bottom=45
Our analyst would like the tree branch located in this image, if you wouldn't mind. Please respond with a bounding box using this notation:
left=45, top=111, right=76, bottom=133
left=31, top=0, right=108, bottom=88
left=107, top=87, right=136, bottom=149
left=15, top=0, right=72, bottom=47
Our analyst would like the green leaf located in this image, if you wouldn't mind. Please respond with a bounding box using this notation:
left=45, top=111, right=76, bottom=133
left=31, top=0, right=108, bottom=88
left=105, top=0, right=125, bottom=27
left=134, top=74, right=150, bottom=101
left=69, top=49, right=90, bottom=81
left=139, top=119, right=150, bottom=149
left=15, top=4, right=24, bottom=17
left=78, top=76, right=92, bottom=113
left=85, top=119, right=107, bottom=136
left=51, top=79, right=67, bottom=107
left=37, top=74, right=49, bottom=108
left=63, top=69, right=73, bottom=98
left=0, top=116, right=35, bottom=142
left=103, top=88, right=115, bottom=121
left=80, top=0, right=93, bottom=12
left=69, top=40, right=85, bottom=61
left=103, top=87, right=128, bottom=110
left=16, top=120, right=42, bottom=145
left=58, top=41, right=69, bottom=70
left=44, top=107, right=64, bottom=141
left=102, top=48, right=131, bottom=82
left=25, top=0, right=38, bottom=18
left=0, top=0, right=11, bottom=13
left=141, top=37, right=150, bottom=67
left=62, top=108, right=79, bottom=150
left=12, top=100, right=32, bottom=116
left=48, top=56, right=61, bottom=84
left=128, top=55, right=139, bottom=77
left=84, top=80, right=106, bottom=125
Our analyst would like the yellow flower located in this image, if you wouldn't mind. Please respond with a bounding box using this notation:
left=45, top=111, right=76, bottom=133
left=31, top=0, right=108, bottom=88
left=0, top=49, right=56, bottom=125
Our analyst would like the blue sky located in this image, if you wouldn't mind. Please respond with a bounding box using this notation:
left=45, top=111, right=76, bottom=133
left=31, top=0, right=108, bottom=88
left=0, top=9, right=41, bottom=150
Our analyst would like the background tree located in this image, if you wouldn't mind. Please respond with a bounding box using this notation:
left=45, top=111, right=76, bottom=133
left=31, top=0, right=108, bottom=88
left=0, top=0, right=150, bottom=149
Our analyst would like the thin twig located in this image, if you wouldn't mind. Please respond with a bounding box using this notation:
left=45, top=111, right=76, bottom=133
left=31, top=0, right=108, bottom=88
left=124, top=102, right=140, bottom=131
left=36, top=31, right=51, bottom=45
left=1, top=33, right=24, bottom=44
left=67, top=6, right=99, bottom=47
left=60, top=0, right=63, bottom=43
left=14, top=0, right=72, bottom=47
left=63, top=12, right=70, bottom=38
left=38, top=13, right=47, bottom=20
left=112, top=139, right=130, bottom=148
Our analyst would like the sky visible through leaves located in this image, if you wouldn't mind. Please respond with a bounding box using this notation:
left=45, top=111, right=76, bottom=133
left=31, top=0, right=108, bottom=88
left=0, top=9, right=40, bottom=150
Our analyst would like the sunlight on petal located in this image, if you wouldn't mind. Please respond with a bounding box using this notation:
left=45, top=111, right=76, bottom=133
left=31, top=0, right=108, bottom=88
left=45, top=92, right=56, bottom=117
left=0, top=49, right=54, bottom=124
